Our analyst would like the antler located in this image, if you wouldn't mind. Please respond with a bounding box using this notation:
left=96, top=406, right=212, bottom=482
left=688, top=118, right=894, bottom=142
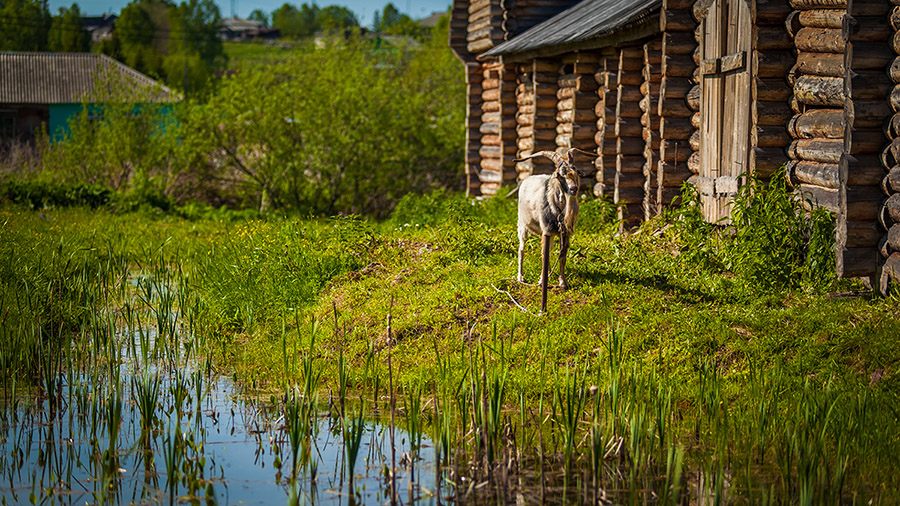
left=513, top=150, right=566, bottom=166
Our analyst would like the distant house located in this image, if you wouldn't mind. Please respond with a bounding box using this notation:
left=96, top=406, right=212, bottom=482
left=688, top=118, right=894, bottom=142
left=219, top=18, right=281, bottom=41
left=417, top=11, right=445, bottom=28
left=80, top=14, right=117, bottom=43
left=0, top=52, right=177, bottom=143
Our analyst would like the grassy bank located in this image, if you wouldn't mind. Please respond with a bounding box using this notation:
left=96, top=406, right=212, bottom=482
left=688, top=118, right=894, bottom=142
left=2, top=185, right=899, bottom=502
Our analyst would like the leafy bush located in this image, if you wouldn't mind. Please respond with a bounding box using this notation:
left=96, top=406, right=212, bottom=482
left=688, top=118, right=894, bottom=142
left=668, top=171, right=836, bottom=291
left=1, top=180, right=112, bottom=209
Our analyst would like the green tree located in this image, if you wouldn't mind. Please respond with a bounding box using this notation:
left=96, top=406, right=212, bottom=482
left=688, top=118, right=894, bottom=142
left=272, top=2, right=318, bottom=38
left=116, top=0, right=162, bottom=76
left=48, top=3, right=90, bottom=52
left=315, top=5, right=357, bottom=32
left=0, top=0, right=50, bottom=51
left=248, top=8, right=268, bottom=27
left=166, top=0, right=223, bottom=95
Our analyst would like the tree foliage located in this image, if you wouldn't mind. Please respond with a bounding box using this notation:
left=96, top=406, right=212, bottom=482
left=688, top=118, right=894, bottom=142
left=48, top=3, right=90, bottom=52
left=40, top=26, right=464, bottom=216
left=272, top=2, right=358, bottom=38
left=0, top=0, right=50, bottom=51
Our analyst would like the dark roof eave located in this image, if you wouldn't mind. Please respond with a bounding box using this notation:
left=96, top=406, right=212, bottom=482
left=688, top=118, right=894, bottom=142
left=478, top=15, right=660, bottom=63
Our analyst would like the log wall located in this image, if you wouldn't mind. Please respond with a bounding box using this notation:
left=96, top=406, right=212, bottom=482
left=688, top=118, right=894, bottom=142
left=557, top=51, right=601, bottom=191
left=751, top=0, right=792, bottom=179
left=881, top=0, right=900, bottom=289
left=659, top=0, right=697, bottom=216
left=594, top=53, right=619, bottom=198
left=785, top=0, right=890, bottom=279
left=467, top=0, right=505, bottom=54
left=479, top=63, right=518, bottom=196
left=516, top=58, right=561, bottom=179
left=465, top=63, right=484, bottom=196
left=616, top=46, right=647, bottom=224
left=641, top=39, right=663, bottom=219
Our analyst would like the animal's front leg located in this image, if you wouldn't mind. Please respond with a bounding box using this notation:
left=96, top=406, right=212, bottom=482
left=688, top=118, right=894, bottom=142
left=517, top=227, right=527, bottom=283
left=558, top=232, right=570, bottom=290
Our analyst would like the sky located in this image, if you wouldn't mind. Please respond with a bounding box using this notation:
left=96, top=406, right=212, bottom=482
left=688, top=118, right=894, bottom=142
left=49, top=0, right=451, bottom=27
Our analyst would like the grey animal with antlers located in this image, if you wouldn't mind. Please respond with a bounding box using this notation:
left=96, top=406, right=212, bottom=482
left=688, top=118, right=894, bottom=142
left=514, top=148, right=587, bottom=314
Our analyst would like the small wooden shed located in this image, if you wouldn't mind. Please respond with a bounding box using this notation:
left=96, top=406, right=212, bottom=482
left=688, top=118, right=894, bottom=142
left=450, top=0, right=900, bottom=291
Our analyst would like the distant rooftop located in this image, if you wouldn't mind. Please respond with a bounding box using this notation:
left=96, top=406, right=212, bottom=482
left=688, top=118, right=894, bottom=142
left=0, top=52, right=177, bottom=104
left=417, top=11, right=445, bottom=27
left=481, top=0, right=661, bottom=60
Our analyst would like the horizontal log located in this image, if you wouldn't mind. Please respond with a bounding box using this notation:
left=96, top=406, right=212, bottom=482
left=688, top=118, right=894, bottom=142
left=688, top=151, right=701, bottom=173
left=787, top=160, right=839, bottom=187
left=640, top=111, right=661, bottom=129
left=558, top=74, right=600, bottom=92
left=845, top=220, right=883, bottom=248
left=794, top=27, right=844, bottom=53
left=479, top=144, right=517, bottom=158
left=467, top=39, right=495, bottom=54
left=794, top=52, right=843, bottom=77
left=851, top=100, right=893, bottom=128
left=789, top=138, right=843, bottom=162
left=886, top=193, right=900, bottom=223
left=756, top=0, right=793, bottom=23
left=884, top=165, right=900, bottom=193
left=661, top=77, right=693, bottom=99
left=617, top=155, right=646, bottom=173
left=615, top=187, right=645, bottom=205
left=692, top=111, right=701, bottom=128
left=617, top=86, right=644, bottom=102
left=757, top=26, right=794, bottom=50
left=797, top=8, right=844, bottom=28
left=616, top=102, right=644, bottom=119
left=616, top=118, right=644, bottom=136
left=661, top=8, right=695, bottom=31
left=659, top=97, right=693, bottom=118
left=794, top=74, right=844, bottom=106
left=663, top=31, right=697, bottom=55
left=617, top=137, right=646, bottom=155
left=516, top=125, right=557, bottom=140
left=660, top=163, right=694, bottom=186
left=752, top=146, right=789, bottom=177
left=556, top=108, right=596, bottom=123
left=690, top=130, right=700, bottom=150
left=848, top=0, right=891, bottom=16
left=893, top=6, right=900, bottom=31
left=789, top=0, right=845, bottom=10
left=891, top=84, right=900, bottom=113
left=753, top=125, right=792, bottom=147
left=661, top=142, right=691, bottom=162
left=661, top=54, right=695, bottom=77
left=788, top=109, right=844, bottom=139
left=847, top=17, right=894, bottom=41
left=687, top=85, right=700, bottom=110
left=661, top=117, right=693, bottom=139
left=480, top=121, right=500, bottom=135
left=754, top=100, right=794, bottom=126
left=755, top=77, right=793, bottom=102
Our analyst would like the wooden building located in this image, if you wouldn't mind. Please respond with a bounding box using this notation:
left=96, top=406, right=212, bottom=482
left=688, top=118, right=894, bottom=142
left=450, top=0, right=900, bottom=291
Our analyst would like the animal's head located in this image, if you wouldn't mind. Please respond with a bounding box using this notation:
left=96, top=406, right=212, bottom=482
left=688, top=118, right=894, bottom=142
left=515, top=148, right=588, bottom=196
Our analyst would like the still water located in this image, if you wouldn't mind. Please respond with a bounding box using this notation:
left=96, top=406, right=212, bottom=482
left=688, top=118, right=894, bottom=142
left=0, top=356, right=439, bottom=505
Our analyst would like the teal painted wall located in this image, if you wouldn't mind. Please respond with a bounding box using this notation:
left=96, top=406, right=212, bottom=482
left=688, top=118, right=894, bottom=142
left=46, top=103, right=173, bottom=142
left=47, top=104, right=85, bottom=141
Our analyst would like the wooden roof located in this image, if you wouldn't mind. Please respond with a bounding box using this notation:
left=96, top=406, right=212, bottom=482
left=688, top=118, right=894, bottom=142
left=480, top=0, right=661, bottom=61
left=0, top=52, right=177, bottom=104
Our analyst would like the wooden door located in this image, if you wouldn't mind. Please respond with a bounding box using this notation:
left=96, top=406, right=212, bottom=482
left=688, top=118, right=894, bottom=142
left=698, top=0, right=752, bottom=222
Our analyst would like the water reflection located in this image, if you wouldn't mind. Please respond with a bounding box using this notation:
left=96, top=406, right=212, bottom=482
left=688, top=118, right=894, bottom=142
left=1, top=372, right=439, bottom=505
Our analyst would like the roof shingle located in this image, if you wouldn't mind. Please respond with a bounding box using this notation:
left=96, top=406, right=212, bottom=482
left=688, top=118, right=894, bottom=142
left=0, top=52, right=177, bottom=104
left=480, top=0, right=661, bottom=60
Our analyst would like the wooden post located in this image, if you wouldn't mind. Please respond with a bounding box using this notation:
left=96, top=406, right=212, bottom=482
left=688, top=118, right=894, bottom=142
left=540, top=234, right=550, bottom=314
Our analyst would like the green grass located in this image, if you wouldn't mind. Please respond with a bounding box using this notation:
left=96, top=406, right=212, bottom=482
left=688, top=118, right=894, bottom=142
left=2, top=185, right=900, bottom=502
left=223, top=41, right=311, bottom=69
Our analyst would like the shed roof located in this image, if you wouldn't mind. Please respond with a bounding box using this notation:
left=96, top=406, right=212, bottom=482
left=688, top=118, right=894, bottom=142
left=0, top=52, right=177, bottom=104
left=481, top=0, right=661, bottom=61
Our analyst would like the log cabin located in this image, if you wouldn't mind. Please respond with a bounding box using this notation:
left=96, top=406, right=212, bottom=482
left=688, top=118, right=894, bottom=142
left=450, top=0, right=900, bottom=293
